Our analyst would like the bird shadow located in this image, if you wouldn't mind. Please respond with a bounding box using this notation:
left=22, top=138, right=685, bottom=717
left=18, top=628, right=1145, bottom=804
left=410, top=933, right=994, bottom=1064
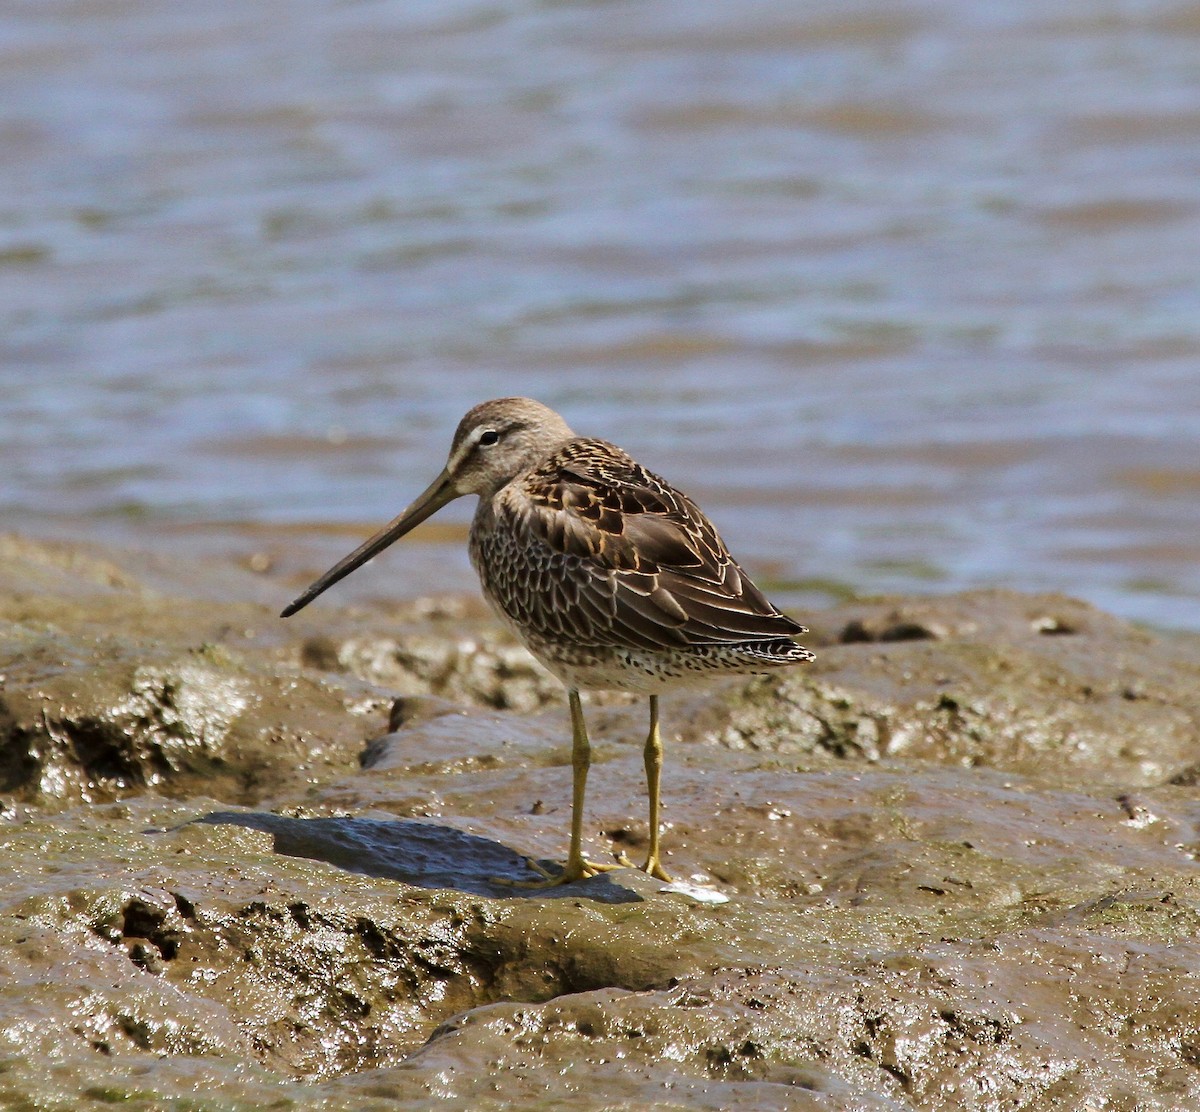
left=193, top=811, right=644, bottom=903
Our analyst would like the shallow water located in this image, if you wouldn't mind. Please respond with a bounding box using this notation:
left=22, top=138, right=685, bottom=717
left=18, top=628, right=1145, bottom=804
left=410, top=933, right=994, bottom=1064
left=2, top=0, right=1199, bottom=626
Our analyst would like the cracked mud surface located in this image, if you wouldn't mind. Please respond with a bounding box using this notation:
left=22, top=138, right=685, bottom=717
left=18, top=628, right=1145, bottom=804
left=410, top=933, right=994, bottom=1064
left=3, top=533, right=1200, bottom=1110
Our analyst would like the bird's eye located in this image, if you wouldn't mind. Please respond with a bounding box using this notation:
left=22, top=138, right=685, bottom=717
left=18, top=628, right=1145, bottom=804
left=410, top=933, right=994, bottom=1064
left=478, top=429, right=500, bottom=447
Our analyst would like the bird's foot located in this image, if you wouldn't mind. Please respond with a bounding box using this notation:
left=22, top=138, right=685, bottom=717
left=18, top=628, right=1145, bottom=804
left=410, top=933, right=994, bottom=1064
left=495, top=854, right=624, bottom=889
left=616, top=851, right=674, bottom=883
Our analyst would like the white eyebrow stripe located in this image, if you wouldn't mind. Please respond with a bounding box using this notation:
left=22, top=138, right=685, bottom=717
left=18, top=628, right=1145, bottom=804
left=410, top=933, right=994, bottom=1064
left=447, top=426, right=485, bottom=473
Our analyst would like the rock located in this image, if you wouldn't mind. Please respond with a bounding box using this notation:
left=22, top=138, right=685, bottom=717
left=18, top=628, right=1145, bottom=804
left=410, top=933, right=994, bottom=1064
left=685, top=590, right=1200, bottom=786
left=0, top=621, right=388, bottom=804
left=3, top=535, right=1200, bottom=1109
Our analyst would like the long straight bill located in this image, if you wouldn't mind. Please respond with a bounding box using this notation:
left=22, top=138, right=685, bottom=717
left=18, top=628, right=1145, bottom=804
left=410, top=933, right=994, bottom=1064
left=280, top=469, right=458, bottom=617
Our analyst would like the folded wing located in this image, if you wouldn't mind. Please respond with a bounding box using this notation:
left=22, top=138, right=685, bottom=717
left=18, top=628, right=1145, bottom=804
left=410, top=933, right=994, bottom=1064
left=485, top=438, right=806, bottom=652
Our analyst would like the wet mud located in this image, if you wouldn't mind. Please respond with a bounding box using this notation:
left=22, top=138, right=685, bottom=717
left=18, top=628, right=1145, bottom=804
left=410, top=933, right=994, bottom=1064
left=3, top=533, right=1200, bottom=1110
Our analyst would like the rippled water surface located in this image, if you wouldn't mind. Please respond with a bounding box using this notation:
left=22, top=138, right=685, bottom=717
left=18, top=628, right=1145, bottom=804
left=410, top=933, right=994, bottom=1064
left=2, top=0, right=1199, bottom=625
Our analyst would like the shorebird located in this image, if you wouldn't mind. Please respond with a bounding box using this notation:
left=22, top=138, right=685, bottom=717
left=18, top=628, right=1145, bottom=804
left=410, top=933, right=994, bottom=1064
left=282, top=398, right=813, bottom=886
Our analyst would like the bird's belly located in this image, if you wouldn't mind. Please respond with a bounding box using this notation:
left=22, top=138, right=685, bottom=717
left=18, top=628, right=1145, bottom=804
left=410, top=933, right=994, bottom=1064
left=525, top=639, right=692, bottom=694
left=531, top=637, right=805, bottom=694
left=497, top=618, right=786, bottom=694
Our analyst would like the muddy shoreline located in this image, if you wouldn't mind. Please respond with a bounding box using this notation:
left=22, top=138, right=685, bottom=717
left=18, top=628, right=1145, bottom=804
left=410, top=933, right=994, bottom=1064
left=2, top=532, right=1200, bottom=1110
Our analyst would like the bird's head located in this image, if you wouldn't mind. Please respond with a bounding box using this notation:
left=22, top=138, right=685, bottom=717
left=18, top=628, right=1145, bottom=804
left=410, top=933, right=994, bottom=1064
left=280, top=397, right=574, bottom=617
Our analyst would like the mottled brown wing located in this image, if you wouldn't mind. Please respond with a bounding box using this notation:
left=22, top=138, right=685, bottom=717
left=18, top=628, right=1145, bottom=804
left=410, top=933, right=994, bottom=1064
left=489, top=438, right=806, bottom=651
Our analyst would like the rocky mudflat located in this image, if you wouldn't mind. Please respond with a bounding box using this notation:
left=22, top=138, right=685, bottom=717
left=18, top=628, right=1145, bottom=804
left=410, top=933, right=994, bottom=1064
left=2, top=533, right=1200, bottom=1110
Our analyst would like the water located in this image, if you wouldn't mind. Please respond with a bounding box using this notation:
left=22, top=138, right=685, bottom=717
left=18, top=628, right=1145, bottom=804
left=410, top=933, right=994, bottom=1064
left=2, top=0, right=1199, bottom=626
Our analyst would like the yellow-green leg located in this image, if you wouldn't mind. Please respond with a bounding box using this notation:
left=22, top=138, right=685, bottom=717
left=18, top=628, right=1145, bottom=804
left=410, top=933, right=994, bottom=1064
left=618, top=694, right=673, bottom=881
left=512, top=688, right=622, bottom=888
left=640, top=695, right=673, bottom=881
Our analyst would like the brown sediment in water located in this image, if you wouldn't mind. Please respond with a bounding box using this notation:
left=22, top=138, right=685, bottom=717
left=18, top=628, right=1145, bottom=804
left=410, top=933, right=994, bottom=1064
left=2, top=533, right=1200, bottom=1109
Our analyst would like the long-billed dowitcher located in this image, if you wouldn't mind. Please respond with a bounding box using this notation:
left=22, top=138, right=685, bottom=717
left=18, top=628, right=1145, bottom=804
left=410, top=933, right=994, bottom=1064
left=282, top=398, right=813, bottom=886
